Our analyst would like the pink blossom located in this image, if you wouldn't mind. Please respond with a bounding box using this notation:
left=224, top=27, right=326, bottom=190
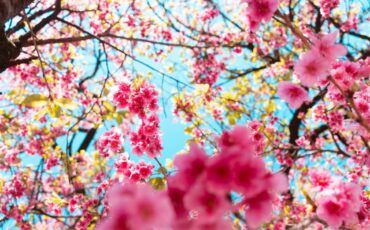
left=115, top=155, right=154, bottom=182
left=244, top=191, right=274, bottom=229
left=205, top=153, right=234, bottom=194
left=173, top=143, right=209, bottom=190
left=232, top=156, right=267, bottom=197
left=130, top=114, right=162, bottom=157
left=244, top=173, right=288, bottom=228
left=338, top=182, right=362, bottom=211
left=294, top=50, right=331, bottom=87
left=247, top=16, right=260, bottom=32
left=113, top=82, right=131, bottom=109
left=183, top=181, right=230, bottom=223
left=330, top=61, right=359, bottom=91
left=317, top=182, right=362, bottom=228
left=218, top=125, right=255, bottom=156
left=113, top=81, right=159, bottom=119
left=200, top=8, right=219, bottom=21
left=167, top=176, right=189, bottom=219
left=310, top=170, right=332, bottom=190
left=358, top=57, right=370, bottom=78
left=317, top=196, right=355, bottom=228
left=136, top=161, right=154, bottom=179
left=114, top=153, right=133, bottom=174
left=311, top=31, right=347, bottom=61
left=245, top=0, right=279, bottom=28
left=277, top=81, right=309, bottom=108
left=192, top=52, right=225, bottom=86
left=266, top=172, right=289, bottom=193
left=97, top=182, right=174, bottom=230
left=319, top=0, right=339, bottom=18
left=96, top=128, right=122, bottom=157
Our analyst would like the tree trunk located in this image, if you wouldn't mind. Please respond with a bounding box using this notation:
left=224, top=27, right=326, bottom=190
left=0, top=0, right=34, bottom=27
left=0, top=0, right=34, bottom=72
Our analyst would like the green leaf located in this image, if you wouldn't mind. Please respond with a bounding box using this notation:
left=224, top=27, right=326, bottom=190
left=55, top=98, right=78, bottom=110
left=48, top=104, right=62, bottom=118
left=228, top=115, right=236, bottom=125
left=149, top=177, right=166, bottom=190
left=115, top=111, right=127, bottom=124
left=102, top=101, right=115, bottom=112
left=34, top=107, right=48, bottom=120
left=102, top=113, right=114, bottom=120
left=21, top=94, right=49, bottom=107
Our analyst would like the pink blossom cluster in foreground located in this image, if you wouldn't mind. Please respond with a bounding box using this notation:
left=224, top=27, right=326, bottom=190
left=317, top=181, right=362, bottom=228
left=97, top=125, right=288, bottom=229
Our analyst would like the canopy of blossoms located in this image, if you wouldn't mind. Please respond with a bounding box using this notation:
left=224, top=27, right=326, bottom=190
left=0, top=0, right=369, bottom=229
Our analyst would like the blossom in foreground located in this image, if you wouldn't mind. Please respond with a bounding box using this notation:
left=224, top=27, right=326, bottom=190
left=317, top=182, right=362, bottom=228
left=183, top=181, right=230, bottom=223
left=294, top=50, right=331, bottom=87
left=96, top=182, right=174, bottom=230
left=172, top=143, right=209, bottom=190
left=311, top=31, right=347, bottom=61
left=277, top=81, right=309, bottom=108
left=294, top=31, right=347, bottom=87
left=170, top=125, right=288, bottom=228
left=98, top=126, right=288, bottom=229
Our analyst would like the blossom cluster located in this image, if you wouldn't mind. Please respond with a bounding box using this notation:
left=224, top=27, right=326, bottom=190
left=112, top=80, right=162, bottom=157
left=98, top=125, right=288, bottom=229
left=114, top=152, right=155, bottom=182
left=192, top=51, right=226, bottom=86
left=278, top=31, right=347, bottom=109
left=96, top=128, right=123, bottom=157
left=244, top=0, right=279, bottom=31
left=316, top=181, right=363, bottom=228
left=319, top=0, right=340, bottom=18
left=295, top=31, right=346, bottom=87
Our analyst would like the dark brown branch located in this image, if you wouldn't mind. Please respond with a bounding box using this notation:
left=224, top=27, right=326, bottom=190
left=0, top=0, right=34, bottom=27
left=6, top=7, right=53, bottom=35
left=18, top=0, right=61, bottom=45
left=0, top=0, right=61, bottom=73
left=289, top=88, right=327, bottom=146
left=77, top=128, right=97, bottom=153
left=309, top=124, right=329, bottom=144
left=4, top=56, right=36, bottom=68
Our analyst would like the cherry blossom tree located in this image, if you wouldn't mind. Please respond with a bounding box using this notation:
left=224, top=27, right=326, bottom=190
left=0, top=0, right=369, bottom=229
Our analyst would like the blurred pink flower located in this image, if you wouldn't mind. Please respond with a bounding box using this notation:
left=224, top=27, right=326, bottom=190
left=310, top=170, right=332, bottom=190
left=277, top=81, right=309, bottom=108
left=173, top=143, right=209, bottom=190
left=184, top=181, right=230, bottom=223
left=317, top=182, right=362, bottom=228
left=246, top=0, right=279, bottom=21
left=294, top=50, right=331, bottom=87
left=244, top=191, right=274, bottom=229
left=97, top=182, right=174, bottom=230
left=205, top=153, right=234, bottom=194
left=244, top=0, right=279, bottom=31
left=311, top=31, right=347, bottom=61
